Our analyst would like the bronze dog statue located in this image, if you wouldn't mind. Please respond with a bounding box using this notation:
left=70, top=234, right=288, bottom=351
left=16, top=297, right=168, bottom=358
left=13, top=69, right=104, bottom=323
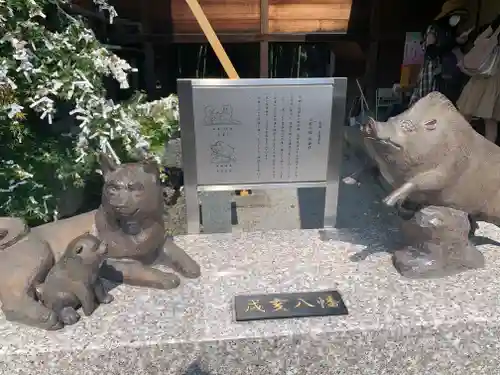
left=0, top=154, right=201, bottom=330
left=96, top=153, right=201, bottom=289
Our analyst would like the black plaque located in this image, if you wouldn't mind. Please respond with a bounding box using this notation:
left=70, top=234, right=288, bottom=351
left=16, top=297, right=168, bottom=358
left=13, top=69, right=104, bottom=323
left=234, top=290, right=348, bottom=322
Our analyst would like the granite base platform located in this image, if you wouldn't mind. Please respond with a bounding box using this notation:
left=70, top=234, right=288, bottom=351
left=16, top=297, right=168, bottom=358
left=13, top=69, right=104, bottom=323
left=2, top=226, right=500, bottom=374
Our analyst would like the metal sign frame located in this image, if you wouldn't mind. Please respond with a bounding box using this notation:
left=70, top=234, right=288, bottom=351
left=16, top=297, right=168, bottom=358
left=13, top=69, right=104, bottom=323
left=178, top=77, right=347, bottom=234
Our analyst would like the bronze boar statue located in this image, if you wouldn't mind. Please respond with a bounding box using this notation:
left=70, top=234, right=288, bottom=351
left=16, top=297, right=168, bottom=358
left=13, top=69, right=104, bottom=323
left=362, top=91, right=497, bottom=278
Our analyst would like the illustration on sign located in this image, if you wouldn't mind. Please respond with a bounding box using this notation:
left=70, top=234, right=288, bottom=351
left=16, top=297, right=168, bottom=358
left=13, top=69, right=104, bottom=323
left=210, top=140, right=236, bottom=164
left=204, top=104, right=241, bottom=126
left=234, top=290, right=348, bottom=321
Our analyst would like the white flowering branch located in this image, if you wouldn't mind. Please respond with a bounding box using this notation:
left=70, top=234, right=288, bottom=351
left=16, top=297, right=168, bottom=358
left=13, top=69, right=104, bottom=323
left=0, top=0, right=179, bottom=221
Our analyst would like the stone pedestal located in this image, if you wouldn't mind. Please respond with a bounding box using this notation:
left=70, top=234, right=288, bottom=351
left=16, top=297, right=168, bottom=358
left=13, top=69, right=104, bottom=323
left=394, top=206, right=485, bottom=278
left=1, top=228, right=500, bottom=374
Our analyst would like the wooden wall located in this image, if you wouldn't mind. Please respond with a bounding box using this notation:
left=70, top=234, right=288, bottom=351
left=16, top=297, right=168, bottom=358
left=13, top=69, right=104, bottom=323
left=170, top=0, right=261, bottom=34
left=479, top=0, right=500, bottom=25
left=75, top=0, right=353, bottom=35
left=267, top=0, right=351, bottom=33
left=172, top=0, right=352, bottom=34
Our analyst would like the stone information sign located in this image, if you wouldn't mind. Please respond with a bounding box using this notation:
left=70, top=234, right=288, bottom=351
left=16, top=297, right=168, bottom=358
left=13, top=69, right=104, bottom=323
left=178, top=78, right=346, bottom=234
left=192, top=85, right=333, bottom=186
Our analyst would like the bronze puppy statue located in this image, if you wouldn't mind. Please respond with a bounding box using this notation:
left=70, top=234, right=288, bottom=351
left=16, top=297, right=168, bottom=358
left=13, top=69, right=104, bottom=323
left=35, top=234, right=113, bottom=328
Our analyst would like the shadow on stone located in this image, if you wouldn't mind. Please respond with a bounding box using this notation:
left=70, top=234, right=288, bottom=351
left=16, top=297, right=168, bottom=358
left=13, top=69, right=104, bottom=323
left=314, top=156, right=402, bottom=261
left=183, top=361, right=212, bottom=375
left=471, top=235, right=500, bottom=247
left=297, top=187, right=325, bottom=230
left=320, top=227, right=401, bottom=263
left=200, top=202, right=238, bottom=226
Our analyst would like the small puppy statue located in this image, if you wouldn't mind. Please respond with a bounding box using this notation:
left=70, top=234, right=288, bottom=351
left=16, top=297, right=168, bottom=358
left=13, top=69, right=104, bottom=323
left=35, top=233, right=113, bottom=328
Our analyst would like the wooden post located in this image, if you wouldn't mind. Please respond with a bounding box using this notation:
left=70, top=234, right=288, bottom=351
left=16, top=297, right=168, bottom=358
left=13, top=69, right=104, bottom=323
left=141, top=0, right=156, bottom=98
left=475, top=0, right=482, bottom=27
left=364, top=0, right=381, bottom=109
left=184, top=0, right=239, bottom=79
left=260, top=0, right=269, bottom=78
left=327, top=50, right=335, bottom=77
left=143, top=42, right=156, bottom=98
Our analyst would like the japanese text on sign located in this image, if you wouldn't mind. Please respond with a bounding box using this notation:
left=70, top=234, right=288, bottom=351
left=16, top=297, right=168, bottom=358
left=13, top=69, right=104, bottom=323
left=245, top=294, right=340, bottom=313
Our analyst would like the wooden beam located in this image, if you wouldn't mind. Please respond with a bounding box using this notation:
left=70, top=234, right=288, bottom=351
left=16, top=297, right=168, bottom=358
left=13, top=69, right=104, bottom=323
left=108, top=29, right=410, bottom=45
left=183, top=0, right=239, bottom=78
left=112, top=31, right=361, bottom=44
